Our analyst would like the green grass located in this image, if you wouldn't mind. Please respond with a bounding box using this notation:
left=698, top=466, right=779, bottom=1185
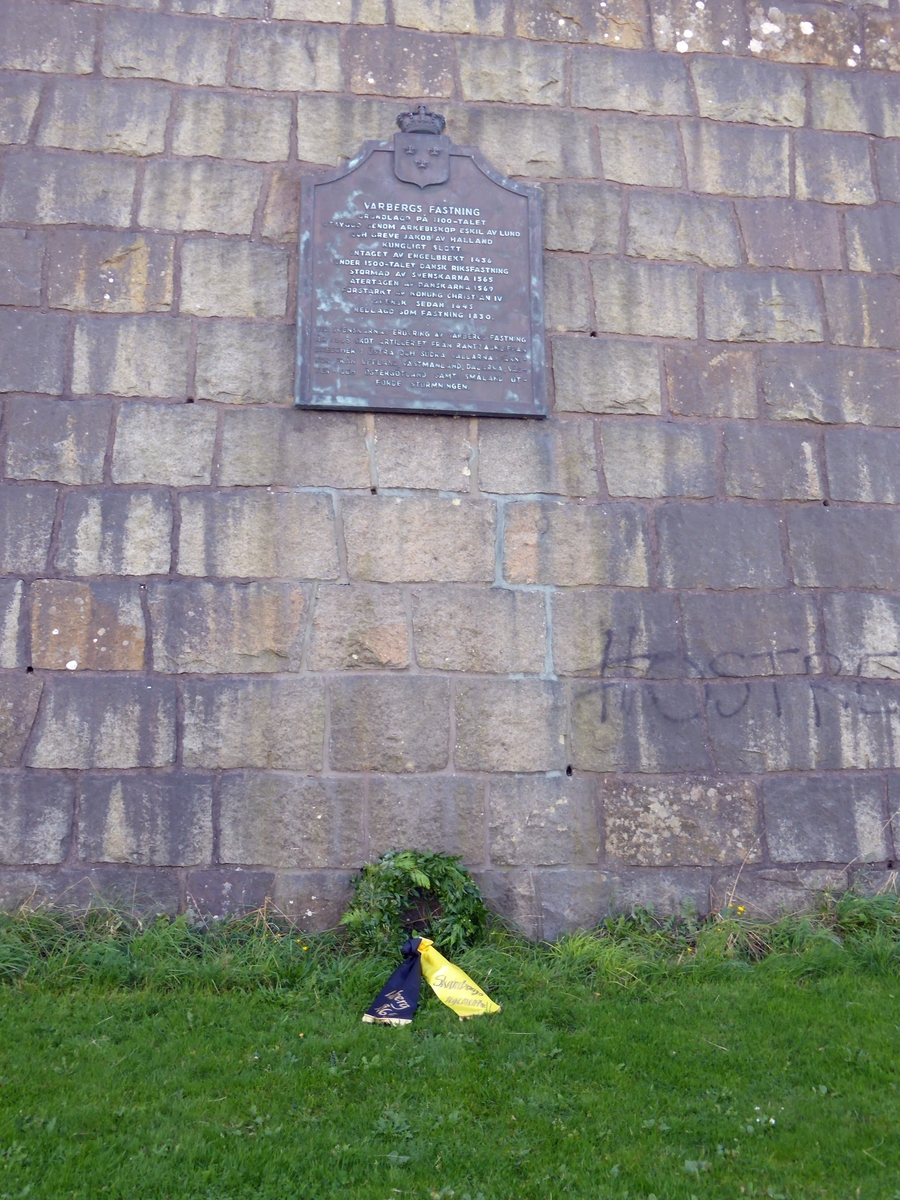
left=1, top=897, right=899, bottom=1199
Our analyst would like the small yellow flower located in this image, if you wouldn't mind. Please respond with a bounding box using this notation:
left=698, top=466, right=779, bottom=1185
left=737, top=906, right=746, bottom=915
left=302, top=945, right=308, bottom=951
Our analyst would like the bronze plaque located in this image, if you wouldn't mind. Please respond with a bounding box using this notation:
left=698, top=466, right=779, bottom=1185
left=296, top=107, right=547, bottom=418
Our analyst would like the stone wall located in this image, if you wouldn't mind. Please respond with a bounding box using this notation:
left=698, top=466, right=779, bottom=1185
left=1, top=0, right=899, bottom=938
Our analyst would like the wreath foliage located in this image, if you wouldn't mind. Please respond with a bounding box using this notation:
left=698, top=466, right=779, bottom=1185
left=340, top=849, right=488, bottom=953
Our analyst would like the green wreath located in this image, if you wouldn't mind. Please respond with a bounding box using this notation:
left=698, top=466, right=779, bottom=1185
left=340, top=850, right=488, bottom=953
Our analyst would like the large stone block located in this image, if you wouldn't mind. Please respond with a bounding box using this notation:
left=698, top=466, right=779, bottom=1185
left=0, top=73, right=42, bottom=144
left=552, top=589, right=680, bottom=678
left=0, top=0, right=96, bottom=73
left=55, top=489, right=172, bottom=576
left=824, top=592, right=900, bottom=679
left=149, top=581, right=307, bottom=673
left=811, top=679, right=900, bottom=771
left=651, top=0, right=745, bottom=55
left=626, top=192, right=740, bottom=267
left=178, top=491, right=339, bottom=580
left=665, top=346, right=757, bottom=418
left=601, top=420, right=716, bottom=498
left=591, top=259, right=697, bottom=339
left=272, top=871, right=353, bottom=932
left=545, top=255, right=592, bottom=333
left=704, top=271, right=823, bottom=343
left=273, top=0, right=384, bottom=19
left=394, top=0, right=505, bottom=34
left=455, top=679, right=566, bottom=772
left=0, top=773, right=73, bottom=864
left=657, top=504, right=787, bottom=589
left=736, top=199, right=842, bottom=271
left=0, top=228, right=44, bottom=305
left=3, top=398, right=111, bottom=485
left=412, top=585, right=546, bottom=674
left=0, top=676, right=43, bottom=766
left=37, top=78, right=170, bottom=156
left=0, top=484, right=57, bottom=573
left=794, top=130, right=877, bottom=205
left=234, top=21, right=341, bottom=91
left=183, top=678, right=324, bottom=769
left=138, top=160, right=262, bottom=235
left=444, top=104, right=598, bottom=179
left=180, top=240, right=288, bottom=319
left=711, top=866, right=848, bottom=919
left=186, top=868, right=274, bottom=918
left=724, top=423, right=823, bottom=500
left=598, top=114, right=683, bottom=188
left=864, top=12, right=900, bottom=71
left=27, top=677, right=176, bottom=769
left=809, top=69, right=900, bottom=138
left=846, top=207, right=900, bottom=275
left=572, top=46, right=689, bottom=112
left=0, top=310, right=67, bottom=394
left=195, top=323, right=294, bottom=405
left=682, top=591, right=821, bottom=679
left=79, top=774, right=213, bottom=866
left=825, top=427, right=900, bottom=504
left=541, top=182, right=621, bottom=254
left=73, top=317, right=191, bottom=398
left=503, top=501, right=650, bottom=586
left=490, top=775, right=599, bottom=867
left=0, top=149, right=136, bottom=227
left=345, top=27, right=452, bottom=97
left=761, top=346, right=900, bottom=426
left=682, top=121, right=790, bottom=197
left=552, top=337, right=661, bottom=415
left=112, top=402, right=216, bottom=484
left=329, top=677, right=450, bottom=772
left=343, top=496, right=495, bottom=583
left=478, top=415, right=598, bottom=497
left=458, top=37, right=565, bottom=105
left=875, top=140, right=900, bottom=201
left=535, top=868, right=610, bottom=937
left=47, top=230, right=174, bottom=313
left=102, top=10, right=230, bottom=85
left=690, top=56, right=805, bottom=125
left=219, top=407, right=369, bottom=487
left=604, top=778, right=759, bottom=867
left=220, top=774, right=365, bottom=868
left=369, top=776, right=485, bottom=863
left=295, top=94, right=401, bottom=166
left=0, top=579, right=23, bottom=668
left=307, top=584, right=409, bottom=670
left=762, top=776, right=889, bottom=864
left=788, top=507, right=900, bottom=589
left=473, top=868, right=539, bottom=938
left=261, top=165, right=300, bottom=242
left=1, top=865, right=181, bottom=915
left=31, top=580, right=145, bottom=672
left=374, top=415, right=471, bottom=491
left=571, top=680, right=711, bottom=772
left=172, top=90, right=291, bottom=161
left=515, top=0, right=646, bottom=45
left=704, top=679, right=816, bottom=773
left=749, top=3, right=858, bottom=67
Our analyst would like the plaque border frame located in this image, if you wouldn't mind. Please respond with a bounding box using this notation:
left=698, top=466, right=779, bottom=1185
left=295, top=137, right=547, bottom=419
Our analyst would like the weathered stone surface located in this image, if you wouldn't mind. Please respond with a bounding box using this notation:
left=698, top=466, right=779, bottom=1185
left=294, top=94, right=400, bottom=166
left=412, top=585, right=546, bottom=674
left=37, top=78, right=170, bottom=156
left=736, top=199, right=842, bottom=270
left=180, top=240, right=288, bottom=319
left=794, top=130, right=877, bottom=205
left=545, top=255, right=592, bottom=332
left=330, top=677, right=450, bottom=772
left=273, top=0, right=384, bottom=19
left=0, top=228, right=43, bottom=305
left=691, top=56, right=805, bottom=125
left=307, top=585, right=408, bottom=670
left=845, top=208, right=900, bottom=275
left=395, top=0, right=504, bottom=33
left=374, top=415, right=471, bottom=491
left=0, top=73, right=42, bottom=144
left=3, top=865, right=181, bottom=914
left=824, top=276, right=900, bottom=350
left=711, top=866, right=849, bottom=918
left=112, top=402, right=216, bottom=484
left=604, top=778, right=758, bottom=866
left=572, top=46, right=689, bottom=112
left=552, top=337, right=662, bottom=415
left=591, top=259, right=698, bottom=339
left=473, top=868, right=539, bottom=938
left=0, top=773, right=73, bottom=865
left=601, top=420, right=716, bottom=498
left=761, top=347, right=900, bottom=426
left=370, top=776, right=484, bottom=863
left=825, top=428, right=900, bottom=504
left=749, top=3, right=858, bottom=67
left=682, top=591, right=821, bottom=679
left=3, top=398, right=111, bottom=485
left=598, top=114, right=683, bottom=188
left=626, top=192, right=740, bottom=267
left=458, top=37, right=565, bottom=105
left=0, top=484, right=57, bottom=573
left=79, top=774, right=213, bottom=866
left=0, top=0, right=96, bottom=73
left=139, top=160, right=262, bottom=235
left=824, top=592, right=900, bottom=680
left=665, top=346, right=757, bottom=418
left=31, top=580, right=145, bottom=672
left=183, top=679, right=324, bottom=769
left=219, top=407, right=369, bottom=487
left=762, top=776, right=889, bottom=864
left=55, top=489, right=172, bottom=576
left=809, top=69, right=900, bottom=138
left=345, top=27, right=452, bottom=98
left=724, top=423, right=823, bottom=500
left=541, top=182, right=621, bottom=254
left=0, top=580, right=23, bottom=668
left=455, top=680, right=566, bottom=772
left=657, top=504, right=787, bottom=589
left=490, top=775, right=598, bottom=867
left=195, top=323, right=294, bottom=405
left=651, top=0, right=744, bottom=55
left=47, top=230, right=173, bottom=314
left=705, top=679, right=816, bottom=773
left=149, top=581, right=306, bottom=673
left=0, top=310, right=67, bottom=394
left=443, top=104, right=598, bottom=179
left=186, top=868, right=274, bottom=918
left=102, top=10, right=230, bottom=85
left=571, top=680, right=711, bottom=772
left=535, top=869, right=608, bottom=937
left=261, top=166, right=300, bottom=242
left=0, top=676, right=43, bottom=766
left=478, top=415, right=598, bottom=497
left=789, top=507, right=900, bottom=589
left=272, top=871, right=353, bottom=932
left=682, top=121, right=790, bottom=196
left=232, top=22, right=341, bottom=92
left=864, top=12, right=900, bottom=72
left=504, top=501, right=649, bottom=587
left=812, top=679, right=900, bottom=770
left=0, top=149, right=136, bottom=227
left=73, top=317, right=191, bottom=398
left=515, top=0, right=646, bottom=45
left=704, top=271, right=823, bottom=343
left=552, top=589, right=680, bottom=678
left=343, top=496, right=495, bottom=583
left=27, top=677, right=176, bottom=769
left=178, top=491, right=339, bottom=580
left=874, top=140, right=900, bottom=201
left=173, top=91, right=291, bottom=161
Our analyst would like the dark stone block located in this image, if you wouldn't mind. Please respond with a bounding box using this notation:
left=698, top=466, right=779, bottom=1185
left=571, top=680, right=711, bottom=772
left=682, top=591, right=821, bottom=679
left=0, top=866, right=180, bottom=914
left=472, top=869, right=539, bottom=939
left=0, top=311, right=67, bottom=394
left=761, top=346, right=900, bottom=426
left=812, top=679, right=900, bottom=770
left=657, top=503, right=787, bottom=589
left=665, top=345, right=757, bottom=418
left=762, top=775, right=889, bottom=864
left=571, top=46, right=691, bottom=114
left=0, top=771, right=73, bottom=864
left=273, top=870, right=354, bottom=931
left=4, top=398, right=112, bottom=485
left=0, top=484, right=57, bottom=573
left=552, top=589, right=680, bottom=678
left=186, top=868, right=276, bottom=919
left=79, top=773, right=214, bottom=866
left=706, top=679, right=816, bottom=772
left=0, top=675, right=43, bottom=767
left=788, top=507, right=900, bottom=588
left=329, top=677, right=450, bottom=772
left=736, top=199, right=842, bottom=270
left=537, top=868, right=611, bottom=938
left=823, top=592, right=900, bottom=679
left=846, top=207, right=900, bottom=274
left=0, top=228, right=44, bottom=305
left=724, top=422, right=823, bottom=500
left=824, top=275, right=900, bottom=350
left=825, top=427, right=900, bottom=504
left=874, top=139, right=900, bottom=202
left=711, top=865, right=848, bottom=917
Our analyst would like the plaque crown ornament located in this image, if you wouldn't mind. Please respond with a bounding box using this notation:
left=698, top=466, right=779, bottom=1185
left=396, top=105, right=446, bottom=135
